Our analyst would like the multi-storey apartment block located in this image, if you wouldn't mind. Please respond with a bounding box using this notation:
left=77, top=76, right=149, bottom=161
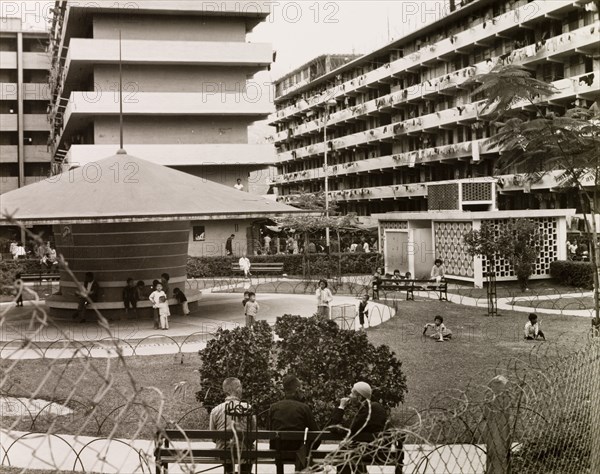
left=0, top=17, right=50, bottom=195
left=269, top=0, right=599, bottom=217
left=47, top=1, right=276, bottom=193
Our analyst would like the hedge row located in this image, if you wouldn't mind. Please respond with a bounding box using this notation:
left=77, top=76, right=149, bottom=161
left=0, top=259, right=58, bottom=295
left=187, top=253, right=383, bottom=278
left=549, top=260, right=594, bottom=289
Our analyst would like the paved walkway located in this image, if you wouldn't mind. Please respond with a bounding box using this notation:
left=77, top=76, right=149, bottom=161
left=0, top=291, right=395, bottom=359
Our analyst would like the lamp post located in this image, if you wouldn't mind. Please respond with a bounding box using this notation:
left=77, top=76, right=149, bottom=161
left=323, top=98, right=337, bottom=253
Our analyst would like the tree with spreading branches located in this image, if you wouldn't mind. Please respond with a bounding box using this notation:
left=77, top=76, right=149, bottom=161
left=471, top=64, right=600, bottom=322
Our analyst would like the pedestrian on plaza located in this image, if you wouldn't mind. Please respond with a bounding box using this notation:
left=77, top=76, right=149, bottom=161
left=263, top=234, right=272, bottom=254
left=371, top=267, right=383, bottom=300
left=149, top=281, right=166, bottom=330
left=226, top=234, right=235, bottom=256
left=268, top=374, right=320, bottom=471
left=75, top=272, right=99, bottom=323
left=209, top=377, right=256, bottom=474
left=14, top=273, right=24, bottom=307
left=122, top=277, right=138, bottom=314
left=160, top=273, right=170, bottom=298
left=329, top=381, right=388, bottom=474
left=173, top=287, right=190, bottom=315
left=316, top=279, right=333, bottom=317
left=244, top=292, right=259, bottom=326
left=242, top=290, right=250, bottom=309
left=157, top=295, right=170, bottom=330
left=358, top=294, right=369, bottom=330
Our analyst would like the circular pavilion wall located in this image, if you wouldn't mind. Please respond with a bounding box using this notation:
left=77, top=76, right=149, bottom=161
left=50, top=221, right=189, bottom=306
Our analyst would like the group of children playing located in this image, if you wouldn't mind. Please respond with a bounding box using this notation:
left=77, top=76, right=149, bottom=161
left=359, top=293, right=546, bottom=342
left=121, top=274, right=189, bottom=330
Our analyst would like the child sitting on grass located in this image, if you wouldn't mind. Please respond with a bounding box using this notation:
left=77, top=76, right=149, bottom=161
left=423, top=315, right=452, bottom=342
left=524, top=313, right=546, bottom=341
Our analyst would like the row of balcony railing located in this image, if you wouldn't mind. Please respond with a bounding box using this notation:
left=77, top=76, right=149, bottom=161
left=275, top=169, right=589, bottom=204
left=269, top=21, right=599, bottom=143
left=274, top=138, right=491, bottom=185
left=272, top=0, right=591, bottom=121
left=272, top=72, right=598, bottom=164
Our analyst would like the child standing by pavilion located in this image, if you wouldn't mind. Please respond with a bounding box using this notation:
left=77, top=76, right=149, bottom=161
left=149, top=282, right=166, bottom=330
left=157, top=295, right=170, bottom=330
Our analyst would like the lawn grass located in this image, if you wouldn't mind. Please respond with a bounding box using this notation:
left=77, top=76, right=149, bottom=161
left=508, top=296, right=595, bottom=310
left=0, top=353, right=208, bottom=439
left=447, top=279, right=589, bottom=299
left=367, top=297, right=592, bottom=411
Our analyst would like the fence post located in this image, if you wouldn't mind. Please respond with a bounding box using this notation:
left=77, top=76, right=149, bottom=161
left=483, top=375, right=510, bottom=474
left=591, top=340, right=600, bottom=474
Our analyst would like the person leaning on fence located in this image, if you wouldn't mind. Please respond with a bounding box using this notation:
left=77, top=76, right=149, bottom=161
left=268, top=374, right=321, bottom=472
left=329, top=381, right=388, bottom=474
left=524, top=313, right=546, bottom=341
left=316, top=279, right=333, bottom=317
left=209, top=377, right=256, bottom=474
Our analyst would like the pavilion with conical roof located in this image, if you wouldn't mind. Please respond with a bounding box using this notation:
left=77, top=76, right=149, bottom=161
left=0, top=152, right=302, bottom=318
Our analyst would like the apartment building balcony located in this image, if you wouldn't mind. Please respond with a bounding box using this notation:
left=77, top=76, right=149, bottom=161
left=51, top=91, right=273, bottom=151
left=274, top=139, right=491, bottom=185
left=51, top=0, right=272, bottom=69
left=1, top=113, right=48, bottom=131
left=270, top=22, right=600, bottom=139
left=59, top=39, right=273, bottom=93
left=275, top=72, right=598, bottom=163
left=0, top=145, right=51, bottom=163
left=273, top=0, right=588, bottom=117
left=63, top=143, right=277, bottom=167
left=23, top=52, right=51, bottom=70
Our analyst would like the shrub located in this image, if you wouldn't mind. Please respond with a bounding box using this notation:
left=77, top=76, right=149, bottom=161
left=187, top=253, right=382, bottom=278
left=0, top=259, right=56, bottom=295
left=197, top=314, right=408, bottom=429
left=275, top=314, right=407, bottom=428
left=196, top=321, right=280, bottom=426
left=550, top=260, right=594, bottom=289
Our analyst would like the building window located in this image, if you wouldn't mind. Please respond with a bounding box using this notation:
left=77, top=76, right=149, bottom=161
left=193, top=226, right=205, bottom=241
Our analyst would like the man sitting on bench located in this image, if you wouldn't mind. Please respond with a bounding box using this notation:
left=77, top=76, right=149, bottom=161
left=209, top=377, right=256, bottom=474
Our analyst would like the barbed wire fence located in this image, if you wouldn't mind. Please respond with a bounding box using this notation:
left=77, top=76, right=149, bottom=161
left=1, top=240, right=598, bottom=472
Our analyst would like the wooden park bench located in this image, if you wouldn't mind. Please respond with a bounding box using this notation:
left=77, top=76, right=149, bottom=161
left=20, top=273, right=60, bottom=284
left=231, top=262, right=284, bottom=275
left=377, top=278, right=448, bottom=301
left=155, top=429, right=404, bottom=474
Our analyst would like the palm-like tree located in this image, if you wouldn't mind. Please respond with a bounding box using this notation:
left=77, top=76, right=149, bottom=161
left=472, top=65, right=600, bottom=321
